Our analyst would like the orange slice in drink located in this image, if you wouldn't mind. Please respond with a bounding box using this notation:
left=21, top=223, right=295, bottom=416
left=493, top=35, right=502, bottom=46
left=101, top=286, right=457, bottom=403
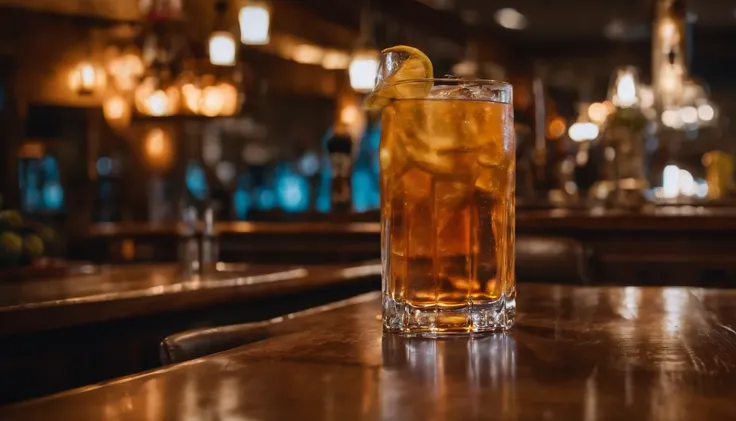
left=365, top=45, right=434, bottom=110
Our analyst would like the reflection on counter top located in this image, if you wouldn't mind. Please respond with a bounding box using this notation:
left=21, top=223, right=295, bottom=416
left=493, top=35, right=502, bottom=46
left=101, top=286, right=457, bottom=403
left=0, top=262, right=382, bottom=404
left=0, top=264, right=305, bottom=310
left=4, top=285, right=736, bottom=420
left=0, top=262, right=382, bottom=336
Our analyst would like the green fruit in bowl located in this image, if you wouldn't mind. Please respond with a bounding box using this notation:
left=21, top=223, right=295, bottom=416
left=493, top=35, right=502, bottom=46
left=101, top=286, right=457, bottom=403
left=0, top=231, right=23, bottom=267
left=0, top=210, right=22, bottom=232
left=23, top=234, right=45, bottom=260
left=34, top=225, right=56, bottom=245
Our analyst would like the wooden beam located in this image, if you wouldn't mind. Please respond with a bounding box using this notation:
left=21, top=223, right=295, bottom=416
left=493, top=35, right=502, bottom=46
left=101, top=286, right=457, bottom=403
left=0, top=0, right=139, bottom=21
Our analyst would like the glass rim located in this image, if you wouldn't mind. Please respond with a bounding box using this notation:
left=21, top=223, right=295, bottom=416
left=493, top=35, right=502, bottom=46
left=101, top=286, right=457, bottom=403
left=383, top=78, right=512, bottom=88
left=378, top=78, right=512, bottom=103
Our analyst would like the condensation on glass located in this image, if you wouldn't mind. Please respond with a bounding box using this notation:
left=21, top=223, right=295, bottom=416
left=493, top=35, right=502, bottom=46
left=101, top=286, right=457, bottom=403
left=380, top=79, right=515, bottom=336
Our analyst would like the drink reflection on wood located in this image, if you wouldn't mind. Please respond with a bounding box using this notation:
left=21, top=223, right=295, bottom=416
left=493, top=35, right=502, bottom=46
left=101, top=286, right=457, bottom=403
left=382, top=334, right=517, bottom=419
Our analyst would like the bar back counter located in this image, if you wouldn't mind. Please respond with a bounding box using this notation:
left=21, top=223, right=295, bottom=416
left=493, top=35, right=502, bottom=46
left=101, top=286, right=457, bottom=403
left=72, top=207, right=736, bottom=287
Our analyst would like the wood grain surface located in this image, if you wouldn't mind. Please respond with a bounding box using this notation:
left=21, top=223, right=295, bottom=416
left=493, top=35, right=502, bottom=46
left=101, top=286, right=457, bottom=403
left=0, top=263, right=381, bottom=335
left=3, top=284, right=736, bottom=420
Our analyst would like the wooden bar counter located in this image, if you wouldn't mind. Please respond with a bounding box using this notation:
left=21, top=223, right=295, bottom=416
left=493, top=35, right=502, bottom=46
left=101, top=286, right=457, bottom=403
left=0, top=263, right=381, bottom=404
left=0, top=263, right=381, bottom=336
left=3, top=284, right=736, bottom=420
left=73, top=207, right=736, bottom=286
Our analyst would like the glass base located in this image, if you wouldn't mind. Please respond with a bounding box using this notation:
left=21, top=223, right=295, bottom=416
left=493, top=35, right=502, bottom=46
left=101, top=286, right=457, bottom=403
left=382, top=294, right=515, bottom=337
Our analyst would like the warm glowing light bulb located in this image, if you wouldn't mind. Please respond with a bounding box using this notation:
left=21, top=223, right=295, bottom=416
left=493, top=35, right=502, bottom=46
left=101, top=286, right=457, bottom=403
left=239, top=2, right=271, bottom=45
left=547, top=117, right=566, bottom=139
left=587, top=103, right=608, bottom=125
left=340, top=104, right=360, bottom=126
left=661, top=109, right=682, bottom=129
left=658, top=64, right=683, bottom=103
left=147, top=129, right=165, bottom=157
left=105, top=96, right=126, bottom=120
left=291, top=44, right=324, bottom=65
left=678, top=169, right=695, bottom=196
left=349, top=49, right=379, bottom=93
left=660, top=19, right=677, bottom=41
left=494, top=8, right=527, bottom=30
left=679, top=106, right=698, bottom=125
left=568, top=122, right=599, bottom=142
left=663, top=165, right=680, bottom=198
left=322, top=50, right=351, bottom=70
left=102, top=94, right=131, bottom=127
left=200, top=86, right=225, bottom=117
left=80, top=64, right=96, bottom=88
left=108, top=53, right=145, bottom=92
left=146, top=90, right=169, bottom=116
left=70, top=61, right=102, bottom=94
left=209, top=31, right=237, bottom=66
left=144, top=128, right=174, bottom=171
left=181, top=83, right=202, bottom=113
left=698, top=103, right=715, bottom=122
left=614, top=73, right=637, bottom=108
left=218, top=83, right=239, bottom=116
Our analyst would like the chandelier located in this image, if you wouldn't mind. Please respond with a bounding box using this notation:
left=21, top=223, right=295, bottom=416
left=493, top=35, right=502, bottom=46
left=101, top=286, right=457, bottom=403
left=91, top=0, right=247, bottom=128
left=348, top=0, right=379, bottom=93
left=651, top=0, right=717, bottom=131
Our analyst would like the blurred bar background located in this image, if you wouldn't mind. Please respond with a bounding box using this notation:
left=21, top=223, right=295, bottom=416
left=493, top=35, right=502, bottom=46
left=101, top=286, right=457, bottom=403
left=1, top=0, right=736, bottom=405
left=0, top=0, right=735, bottom=276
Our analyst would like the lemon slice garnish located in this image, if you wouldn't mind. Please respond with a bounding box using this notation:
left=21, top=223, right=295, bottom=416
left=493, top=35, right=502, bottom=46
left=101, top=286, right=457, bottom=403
left=365, top=45, right=434, bottom=110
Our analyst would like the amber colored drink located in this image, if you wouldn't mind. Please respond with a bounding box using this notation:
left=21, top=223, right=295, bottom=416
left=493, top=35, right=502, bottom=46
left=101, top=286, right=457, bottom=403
left=380, top=81, right=515, bottom=335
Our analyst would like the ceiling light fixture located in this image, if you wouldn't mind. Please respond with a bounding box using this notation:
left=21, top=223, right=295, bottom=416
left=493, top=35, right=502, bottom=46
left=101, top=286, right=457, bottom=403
left=494, top=8, right=527, bottom=30
left=349, top=0, right=379, bottom=93
left=209, top=0, right=237, bottom=66
left=239, top=0, right=271, bottom=45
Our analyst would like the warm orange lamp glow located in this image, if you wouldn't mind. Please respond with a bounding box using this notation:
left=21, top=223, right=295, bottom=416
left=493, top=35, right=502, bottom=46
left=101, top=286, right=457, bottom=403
left=107, top=51, right=145, bottom=92
left=239, top=0, right=271, bottom=45
left=546, top=117, right=566, bottom=139
left=102, top=94, right=132, bottom=128
left=69, top=61, right=105, bottom=95
left=135, top=77, right=180, bottom=117
left=143, top=128, right=174, bottom=171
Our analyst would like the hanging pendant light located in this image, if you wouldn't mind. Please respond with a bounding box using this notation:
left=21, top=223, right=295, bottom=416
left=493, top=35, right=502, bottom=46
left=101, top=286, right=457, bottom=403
left=106, top=45, right=145, bottom=93
left=209, top=0, right=237, bottom=66
left=103, top=91, right=132, bottom=128
left=349, top=48, right=379, bottom=93
left=349, top=0, right=379, bottom=93
left=135, top=66, right=180, bottom=116
left=609, top=66, right=642, bottom=109
left=69, top=31, right=106, bottom=95
left=176, top=61, right=202, bottom=114
left=239, top=0, right=271, bottom=45
left=209, top=31, right=237, bottom=66
left=69, top=60, right=105, bottom=95
left=143, top=127, right=175, bottom=172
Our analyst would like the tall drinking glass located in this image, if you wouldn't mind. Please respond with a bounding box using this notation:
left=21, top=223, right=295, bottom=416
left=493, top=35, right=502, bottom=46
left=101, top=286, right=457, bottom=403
left=380, top=79, right=515, bottom=335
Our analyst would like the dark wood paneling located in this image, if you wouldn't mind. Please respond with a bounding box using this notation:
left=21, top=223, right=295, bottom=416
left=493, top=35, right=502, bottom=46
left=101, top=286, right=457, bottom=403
left=0, top=55, right=19, bottom=208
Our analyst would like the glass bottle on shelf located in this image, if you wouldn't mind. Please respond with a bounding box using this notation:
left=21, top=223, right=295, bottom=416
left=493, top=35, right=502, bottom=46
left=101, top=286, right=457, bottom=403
left=178, top=206, right=200, bottom=276
left=326, top=123, right=353, bottom=214
left=200, top=206, right=218, bottom=275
